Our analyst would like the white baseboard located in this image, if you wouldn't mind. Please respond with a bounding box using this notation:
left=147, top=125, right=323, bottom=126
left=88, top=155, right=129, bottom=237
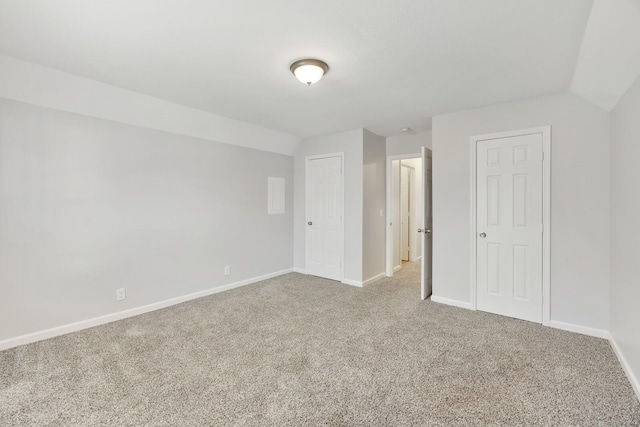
left=293, top=268, right=306, bottom=274
left=341, top=273, right=385, bottom=288
left=393, top=265, right=401, bottom=272
left=0, top=268, right=293, bottom=351
left=430, top=295, right=473, bottom=310
left=609, top=335, right=640, bottom=402
left=341, top=278, right=363, bottom=288
left=548, top=320, right=609, bottom=339
left=362, top=272, right=385, bottom=287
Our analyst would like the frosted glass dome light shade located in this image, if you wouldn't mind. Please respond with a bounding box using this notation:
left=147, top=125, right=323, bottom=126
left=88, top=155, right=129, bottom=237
left=290, top=59, right=329, bottom=86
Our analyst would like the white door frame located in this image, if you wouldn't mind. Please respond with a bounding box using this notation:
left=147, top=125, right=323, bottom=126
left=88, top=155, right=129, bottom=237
left=305, top=152, right=345, bottom=281
left=386, top=153, right=422, bottom=276
left=470, top=126, right=551, bottom=326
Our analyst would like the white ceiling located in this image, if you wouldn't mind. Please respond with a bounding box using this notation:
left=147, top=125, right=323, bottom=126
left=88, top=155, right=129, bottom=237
left=0, top=0, right=595, bottom=138
left=570, top=0, right=640, bottom=111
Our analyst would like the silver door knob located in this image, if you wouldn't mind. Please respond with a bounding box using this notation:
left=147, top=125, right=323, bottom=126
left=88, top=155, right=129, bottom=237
left=307, top=221, right=312, bottom=225
left=426, top=229, right=432, bottom=234
left=479, top=232, right=486, bottom=238
left=418, top=228, right=423, bottom=233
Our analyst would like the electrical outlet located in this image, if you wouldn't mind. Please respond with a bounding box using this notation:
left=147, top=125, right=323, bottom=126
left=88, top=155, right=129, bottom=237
left=116, top=288, right=126, bottom=301
left=224, top=266, right=231, bottom=276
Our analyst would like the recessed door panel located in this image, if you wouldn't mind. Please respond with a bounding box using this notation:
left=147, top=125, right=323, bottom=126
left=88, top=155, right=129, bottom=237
left=487, top=176, right=501, bottom=226
left=513, top=145, right=528, bottom=165
left=513, top=245, right=528, bottom=299
left=513, top=174, right=527, bottom=227
left=487, top=243, right=501, bottom=295
left=487, top=148, right=501, bottom=166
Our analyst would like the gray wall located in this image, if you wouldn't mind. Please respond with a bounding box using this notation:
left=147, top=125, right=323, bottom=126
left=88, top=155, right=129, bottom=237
left=610, top=75, right=640, bottom=388
left=362, top=130, right=387, bottom=281
left=432, top=93, right=610, bottom=331
left=0, top=98, right=293, bottom=341
left=386, top=132, right=432, bottom=156
left=293, top=129, right=364, bottom=282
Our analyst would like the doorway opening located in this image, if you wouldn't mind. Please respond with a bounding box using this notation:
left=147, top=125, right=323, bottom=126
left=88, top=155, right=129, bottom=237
left=385, top=149, right=432, bottom=300
left=395, top=159, right=421, bottom=268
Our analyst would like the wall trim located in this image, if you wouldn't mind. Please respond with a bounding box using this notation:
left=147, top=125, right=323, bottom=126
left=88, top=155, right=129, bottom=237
left=362, top=272, right=385, bottom=286
left=341, top=278, right=364, bottom=288
left=293, top=268, right=307, bottom=274
left=341, top=272, right=386, bottom=288
left=609, top=335, right=640, bottom=402
left=430, top=295, right=474, bottom=310
left=0, top=268, right=293, bottom=351
left=548, top=320, right=609, bottom=339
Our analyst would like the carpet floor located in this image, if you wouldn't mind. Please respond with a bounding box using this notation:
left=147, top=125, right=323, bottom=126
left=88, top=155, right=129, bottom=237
left=1, top=262, right=639, bottom=426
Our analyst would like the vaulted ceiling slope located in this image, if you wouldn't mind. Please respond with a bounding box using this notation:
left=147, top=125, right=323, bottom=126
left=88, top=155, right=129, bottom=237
left=570, top=0, right=640, bottom=111
left=0, top=0, right=597, bottom=138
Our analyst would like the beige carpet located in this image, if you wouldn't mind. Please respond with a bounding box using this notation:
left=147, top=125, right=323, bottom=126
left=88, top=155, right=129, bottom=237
left=1, top=262, right=639, bottom=426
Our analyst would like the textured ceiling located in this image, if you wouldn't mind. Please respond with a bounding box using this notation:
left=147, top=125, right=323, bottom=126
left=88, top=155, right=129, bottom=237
left=0, top=0, right=594, bottom=138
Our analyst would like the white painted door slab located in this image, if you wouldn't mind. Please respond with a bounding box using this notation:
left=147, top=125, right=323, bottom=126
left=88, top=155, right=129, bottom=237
left=476, top=134, right=543, bottom=322
left=306, top=155, right=343, bottom=281
left=421, top=147, right=433, bottom=300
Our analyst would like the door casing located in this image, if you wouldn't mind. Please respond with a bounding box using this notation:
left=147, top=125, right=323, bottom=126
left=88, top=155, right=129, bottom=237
left=470, top=126, right=551, bottom=326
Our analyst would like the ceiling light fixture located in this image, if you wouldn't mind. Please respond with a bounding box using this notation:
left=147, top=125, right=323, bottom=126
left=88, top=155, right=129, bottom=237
left=401, top=127, right=412, bottom=133
left=290, top=59, right=329, bottom=86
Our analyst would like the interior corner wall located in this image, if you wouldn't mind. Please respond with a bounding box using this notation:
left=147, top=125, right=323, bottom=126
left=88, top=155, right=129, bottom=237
left=386, top=131, right=432, bottom=156
left=432, top=92, right=610, bottom=331
left=293, top=129, right=364, bottom=282
left=0, top=97, right=294, bottom=343
left=362, top=130, right=387, bottom=282
left=610, top=74, right=640, bottom=393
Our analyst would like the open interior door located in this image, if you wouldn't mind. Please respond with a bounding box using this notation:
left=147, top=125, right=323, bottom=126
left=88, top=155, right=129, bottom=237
left=421, top=147, right=433, bottom=300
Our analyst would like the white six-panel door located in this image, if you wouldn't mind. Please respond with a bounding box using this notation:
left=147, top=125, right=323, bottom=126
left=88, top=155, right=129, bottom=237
left=476, top=133, right=543, bottom=323
left=305, top=155, right=343, bottom=281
